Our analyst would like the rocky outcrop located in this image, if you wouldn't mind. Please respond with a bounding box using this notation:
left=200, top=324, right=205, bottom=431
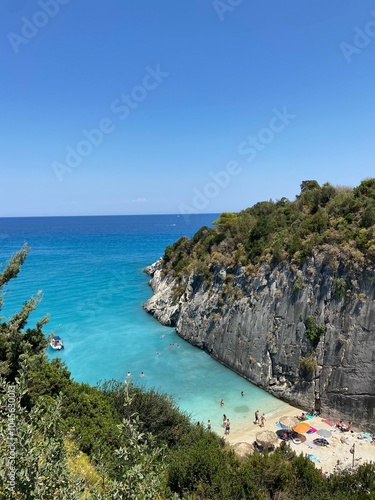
left=143, top=253, right=375, bottom=432
left=143, top=260, right=180, bottom=325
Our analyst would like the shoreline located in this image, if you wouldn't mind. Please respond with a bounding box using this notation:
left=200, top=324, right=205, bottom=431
left=217, top=402, right=374, bottom=475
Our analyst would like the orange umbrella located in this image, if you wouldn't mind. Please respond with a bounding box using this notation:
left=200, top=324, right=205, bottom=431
left=293, top=422, right=311, bottom=433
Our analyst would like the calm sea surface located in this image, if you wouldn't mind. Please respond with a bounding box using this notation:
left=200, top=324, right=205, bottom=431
left=0, top=214, right=288, bottom=431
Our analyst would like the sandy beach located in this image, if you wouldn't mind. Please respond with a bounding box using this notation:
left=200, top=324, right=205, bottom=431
left=221, top=403, right=375, bottom=475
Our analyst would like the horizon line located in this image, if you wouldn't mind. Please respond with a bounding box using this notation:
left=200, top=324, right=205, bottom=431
left=0, top=212, right=222, bottom=219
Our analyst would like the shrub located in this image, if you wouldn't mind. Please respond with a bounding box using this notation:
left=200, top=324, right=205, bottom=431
left=304, top=315, right=325, bottom=347
left=293, top=280, right=304, bottom=294
left=174, top=257, right=191, bottom=277
left=334, top=277, right=349, bottom=301
left=173, top=284, right=186, bottom=301
left=161, top=178, right=375, bottom=279
left=299, top=355, right=317, bottom=380
left=167, top=428, right=237, bottom=498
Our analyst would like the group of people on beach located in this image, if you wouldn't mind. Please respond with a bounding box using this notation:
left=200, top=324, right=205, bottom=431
left=204, top=415, right=231, bottom=434
left=222, top=414, right=231, bottom=434
left=202, top=415, right=231, bottom=434
left=205, top=394, right=269, bottom=436
left=219, top=395, right=268, bottom=435
left=218, top=399, right=231, bottom=434
left=336, top=419, right=353, bottom=432
left=254, top=409, right=266, bottom=427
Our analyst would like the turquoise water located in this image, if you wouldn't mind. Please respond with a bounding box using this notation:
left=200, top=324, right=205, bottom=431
left=0, top=215, right=288, bottom=432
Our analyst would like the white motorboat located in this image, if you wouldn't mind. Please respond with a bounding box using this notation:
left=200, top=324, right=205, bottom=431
left=50, top=335, right=64, bottom=350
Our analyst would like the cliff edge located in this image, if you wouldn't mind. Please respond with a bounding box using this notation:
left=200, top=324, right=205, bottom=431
left=143, top=180, right=375, bottom=432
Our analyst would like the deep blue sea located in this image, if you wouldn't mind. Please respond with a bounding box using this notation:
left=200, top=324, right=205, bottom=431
left=0, top=214, right=288, bottom=432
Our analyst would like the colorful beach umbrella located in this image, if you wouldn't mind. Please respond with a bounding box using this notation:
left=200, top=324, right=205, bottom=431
left=293, top=422, right=311, bottom=433
left=279, top=416, right=299, bottom=430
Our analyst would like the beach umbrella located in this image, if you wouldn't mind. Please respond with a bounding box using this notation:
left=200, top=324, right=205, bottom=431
left=317, top=428, right=332, bottom=437
left=276, top=429, right=291, bottom=440
left=293, top=422, right=311, bottom=433
left=292, top=432, right=307, bottom=444
left=256, top=430, right=278, bottom=448
left=233, top=442, right=254, bottom=459
left=279, top=416, right=299, bottom=430
left=313, top=438, right=329, bottom=447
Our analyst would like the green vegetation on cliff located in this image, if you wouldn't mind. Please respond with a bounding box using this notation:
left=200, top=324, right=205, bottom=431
left=162, top=178, right=375, bottom=281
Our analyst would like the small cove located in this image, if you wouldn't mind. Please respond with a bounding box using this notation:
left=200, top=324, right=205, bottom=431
left=0, top=214, right=289, bottom=429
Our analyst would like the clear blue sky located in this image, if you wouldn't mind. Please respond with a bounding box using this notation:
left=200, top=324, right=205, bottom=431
left=1, top=0, right=374, bottom=216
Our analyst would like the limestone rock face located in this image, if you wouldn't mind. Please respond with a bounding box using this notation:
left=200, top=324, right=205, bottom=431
left=143, top=254, right=375, bottom=432
left=143, top=259, right=180, bottom=326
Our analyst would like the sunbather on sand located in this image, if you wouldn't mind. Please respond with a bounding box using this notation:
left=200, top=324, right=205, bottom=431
left=337, top=420, right=353, bottom=432
left=341, top=420, right=353, bottom=432
left=336, top=419, right=345, bottom=430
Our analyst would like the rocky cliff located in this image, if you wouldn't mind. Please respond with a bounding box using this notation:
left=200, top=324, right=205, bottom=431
left=144, top=252, right=375, bottom=432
